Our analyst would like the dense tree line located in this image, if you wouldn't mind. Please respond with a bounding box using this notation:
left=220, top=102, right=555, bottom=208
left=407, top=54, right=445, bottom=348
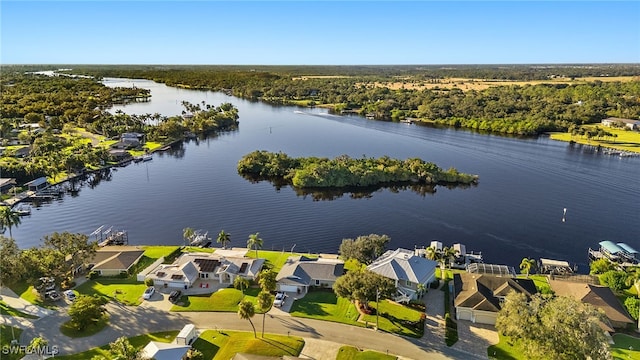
left=0, top=70, right=239, bottom=182
left=237, top=151, right=478, bottom=188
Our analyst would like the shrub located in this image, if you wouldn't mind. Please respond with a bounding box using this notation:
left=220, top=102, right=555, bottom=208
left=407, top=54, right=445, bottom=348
left=430, top=280, right=440, bottom=289
left=87, top=271, right=99, bottom=280
left=624, top=297, right=640, bottom=320
left=444, top=313, right=458, bottom=346
left=144, top=277, right=154, bottom=287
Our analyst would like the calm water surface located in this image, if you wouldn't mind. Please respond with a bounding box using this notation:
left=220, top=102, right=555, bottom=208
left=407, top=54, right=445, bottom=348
left=13, top=78, right=640, bottom=271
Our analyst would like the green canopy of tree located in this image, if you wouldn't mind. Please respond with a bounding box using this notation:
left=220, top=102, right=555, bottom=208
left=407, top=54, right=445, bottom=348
left=338, top=234, right=390, bottom=265
left=68, top=295, right=107, bottom=331
left=237, top=151, right=478, bottom=188
left=333, top=269, right=395, bottom=309
left=496, top=292, right=611, bottom=360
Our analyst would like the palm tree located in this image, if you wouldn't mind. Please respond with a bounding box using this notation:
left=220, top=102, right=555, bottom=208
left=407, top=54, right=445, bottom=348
left=519, top=258, right=537, bottom=278
left=182, top=227, right=195, bottom=246
left=441, top=246, right=459, bottom=271
left=425, top=246, right=438, bottom=261
left=217, top=230, right=231, bottom=249
left=247, top=232, right=263, bottom=258
left=258, top=270, right=277, bottom=293
left=0, top=206, right=20, bottom=238
left=416, top=283, right=427, bottom=298
left=238, top=299, right=257, bottom=338
left=257, top=290, right=273, bottom=338
left=234, top=276, right=249, bottom=294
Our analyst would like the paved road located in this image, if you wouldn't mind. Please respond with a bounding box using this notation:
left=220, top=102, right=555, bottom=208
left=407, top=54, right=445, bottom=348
left=4, top=286, right=490, bottom=359
left=18, top=301, right=481, bottom=359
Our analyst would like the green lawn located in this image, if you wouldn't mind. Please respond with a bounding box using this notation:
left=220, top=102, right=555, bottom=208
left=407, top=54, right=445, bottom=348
left=60, top=314, right=109, bottom=338
left=289, top=290, right=361, bottom=326
left=0, top=325, right=23, bottom=360
left=0, top=300, right=39, bottom=319
left=612, top=333, right=640, bottom=360
left=75, top=278, right=148, bottom=306
left=518, top=274, right=552, bottom=294
left=140, top=245, right=180, bottom=259
left=171, top=287, right=267, bottom=313
left=336, top=345, right=397, bottom=360
left=361, top=300, right=424, bottom=337
left=550, top=125, right=640, bottom=153
left=192, top=330, right=304, bottom=360
left=487, top=333, right=640, bottom=359
left=247, top=250, right=317, bottom=273
left=54, top=331, right=179, bottom=359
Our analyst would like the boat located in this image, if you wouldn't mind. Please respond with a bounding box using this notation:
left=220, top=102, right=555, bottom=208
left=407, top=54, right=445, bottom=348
left=190, top=230, right=211, bottom=247
left=13, top=204, right=31, bottom=216
left=142, top=154, right=152, bottom=162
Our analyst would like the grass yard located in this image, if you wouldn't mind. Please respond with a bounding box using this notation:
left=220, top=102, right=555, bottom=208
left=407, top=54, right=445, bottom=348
left=60, top=313, right=109, bottom=338
left=361, top=300, right=424, bottom=337
left=140, top=245, right=180, bottom=259
left=247, top=250, right=318, bottom=273
left=550, top=125, right=640, bottom=153
left=487, top=334, right=526, bottom=360
left=518, top=274, right=552, bottom=294
left=0, top=300, right=39, bottom=319
left=171, top=287, right=267, bottom=313
left=193, top=330, right=304, bottom=360
left=75, top=278, right=148, bottom=306
left=611, top=333, right=640, bottom=360
left=336, top=345, right=397, bottom=360
left=54, top=331, right=178, bottom=359
left=0, top=325, right=23, bottom=360
left=289, top=290, right=361, bottom=326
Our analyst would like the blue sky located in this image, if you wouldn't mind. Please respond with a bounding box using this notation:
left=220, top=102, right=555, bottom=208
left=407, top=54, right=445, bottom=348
left=2, top=1, right=639, bottom=65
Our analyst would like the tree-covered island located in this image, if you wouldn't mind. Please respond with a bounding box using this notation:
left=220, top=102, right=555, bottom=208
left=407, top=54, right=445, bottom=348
left=237, top=150, right=478, bottom=188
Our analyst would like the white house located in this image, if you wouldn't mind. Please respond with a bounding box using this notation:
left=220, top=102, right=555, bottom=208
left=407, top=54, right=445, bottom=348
left=146, top=249, right=264, bottom=289
left=367, top=248, right=437, bottom=303
left=140, top=341, right=191, bottom=360
left=601, top=117, right=640, bottom=130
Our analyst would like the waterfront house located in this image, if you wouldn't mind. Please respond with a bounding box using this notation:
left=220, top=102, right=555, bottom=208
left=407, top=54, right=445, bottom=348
left=0, top=178, right=16, bottom=193
left=367, top=248, right=437, bottom=303
left=275, top=255, right=344, bottom=293
left=88, top=246, right=145, bottom=276
left=146, top=249, right=265, bottom=289
left=25, top=177, right=48, bottom=192
left=452, top=273, right=537, bottom=325
left=549, top=280, right=634, bottom=332
left=601, top=117, right=640, bottom=130
left=108, top=149, right=133, bottom=161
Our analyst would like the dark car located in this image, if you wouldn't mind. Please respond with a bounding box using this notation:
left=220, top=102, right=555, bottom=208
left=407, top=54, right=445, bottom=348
left=168, top=290, right=182, bottom=303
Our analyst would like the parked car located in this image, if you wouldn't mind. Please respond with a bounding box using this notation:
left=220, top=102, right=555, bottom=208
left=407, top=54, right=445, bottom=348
left=142, top=286, right=155, bottom=300
left=273, top=291, right=286, bottom=307
left=63, top=290, right=76, bottom=302
left=45, top=290, right=61, bottom=301
left=168, top=290, right=182, bottom=303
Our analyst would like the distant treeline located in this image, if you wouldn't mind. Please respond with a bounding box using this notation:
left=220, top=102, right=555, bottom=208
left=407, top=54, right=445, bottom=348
left=237, top=151, right=478, bottom=188
left=54, top=64, right=640, bottom=136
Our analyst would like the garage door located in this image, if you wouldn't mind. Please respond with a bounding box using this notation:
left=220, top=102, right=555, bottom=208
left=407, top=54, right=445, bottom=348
left=167, top=281, right=186, bottom=288
left=279, top=285, right=298, bottom=293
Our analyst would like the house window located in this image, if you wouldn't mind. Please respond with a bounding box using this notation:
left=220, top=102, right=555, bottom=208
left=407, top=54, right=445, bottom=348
left=405, top=280, right=412, bottom=287
left=315, top=280, right=320, bottom=286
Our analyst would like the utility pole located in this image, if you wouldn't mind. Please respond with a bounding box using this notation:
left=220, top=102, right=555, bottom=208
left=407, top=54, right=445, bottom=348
left=375, top=288, right=380, bottom=331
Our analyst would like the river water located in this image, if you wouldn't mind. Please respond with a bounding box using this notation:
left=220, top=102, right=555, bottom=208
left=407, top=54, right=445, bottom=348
left=13, top=78, right=640, bottom=271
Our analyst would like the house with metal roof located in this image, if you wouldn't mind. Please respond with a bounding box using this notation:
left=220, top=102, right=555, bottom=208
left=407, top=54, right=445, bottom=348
left=276, top=255, right=344, bottom=293
left=453, top=273, right=537, bottom=325
left=601, top=117, right=640, bottom=130
left=140, top=341, right=191, bottom=360
left=367, top=248, right=437, bottom=303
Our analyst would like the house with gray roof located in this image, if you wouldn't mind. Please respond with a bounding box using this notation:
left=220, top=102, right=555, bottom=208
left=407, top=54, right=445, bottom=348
left=453, top=273, right=537, bottom=325
left=601, top=117, right=640, bottom=130
left=367, top=248, right=437, bottom=303
left=276, top=256, right=344, bottom=293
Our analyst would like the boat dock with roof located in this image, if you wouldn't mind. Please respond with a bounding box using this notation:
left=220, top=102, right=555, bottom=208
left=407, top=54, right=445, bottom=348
left=589, top=240, right=638, bottom=269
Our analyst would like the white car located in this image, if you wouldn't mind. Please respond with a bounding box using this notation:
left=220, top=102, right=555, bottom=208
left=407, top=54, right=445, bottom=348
left=63, top=290, right=76, bottom=302
left=273, top=292, right=286, bottom=307
left=142, top=286, right=155, bottom=300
